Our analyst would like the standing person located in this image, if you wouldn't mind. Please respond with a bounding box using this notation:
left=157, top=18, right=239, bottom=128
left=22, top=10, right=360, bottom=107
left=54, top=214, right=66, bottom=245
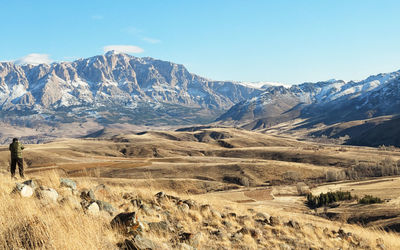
left=9, top=138, right=25, bottom=179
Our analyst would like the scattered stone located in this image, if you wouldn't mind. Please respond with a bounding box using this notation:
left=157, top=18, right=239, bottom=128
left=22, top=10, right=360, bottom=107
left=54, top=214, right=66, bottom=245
left=134, top=235, right=159, bottom=249
left=200, top=204, right=211, bottom=213
left=183, top=199, right=197, bottom=209
left=254, top=212, right=270, bottom=221
left=222, top=220, right=233, bottom=229
left=286, top=220, right=301, bottom=229
left=13, top=183, right=34, bottom=198
left=95, top=200, right=116, bottom=215
left=210, top=209, right=222, bottom=219
left=111, top=212, right=139, bottom=235
left=178, top=203, right=190, bottom=213
left=155, top=191, right=165, bottom=198
left=22, top=179, right=37, bottom=189
left=231, top=232, right=243, bottom=241
left=130, top=199, right=142, bottom=207
left=237, top=227, right=250, bottom=235
left=178, top=232, right=193, bottom=242
left=36, top=186, right=58, bottom=203
left=269, top=216, right=281, bottom=226
left=60, top=178, right=77, bottom=190
left=86, top=202, right=100, bottom=215
left=80, top=189, right=96, bottom=201
left=250, top=228, right=262, bottom=239
left=148, top=221, right=169, bottom=232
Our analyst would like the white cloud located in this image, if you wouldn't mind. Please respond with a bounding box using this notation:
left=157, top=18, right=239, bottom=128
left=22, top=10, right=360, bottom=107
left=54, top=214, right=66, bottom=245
left=142, top=37, right=161, bottom=44
left=15, top=53, right=52, bottom=65
left=103, top=45, right=144, bottom=54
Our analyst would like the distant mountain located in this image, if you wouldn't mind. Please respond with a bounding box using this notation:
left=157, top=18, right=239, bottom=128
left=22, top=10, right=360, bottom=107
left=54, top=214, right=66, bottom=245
left=217, top=70, right=400, bottom=130
left=0, top=52, right=261, bottom=126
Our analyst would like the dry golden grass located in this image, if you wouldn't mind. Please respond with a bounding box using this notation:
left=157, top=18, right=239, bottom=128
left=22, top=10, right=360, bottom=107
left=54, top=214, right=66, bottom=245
left=1, top=127, right=400, bottom=249
left=1, top=170, right=400, bottom=249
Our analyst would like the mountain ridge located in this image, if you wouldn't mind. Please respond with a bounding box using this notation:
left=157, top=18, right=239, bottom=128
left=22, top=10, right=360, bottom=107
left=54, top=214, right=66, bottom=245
left=0, top=53, right=261, bottom=126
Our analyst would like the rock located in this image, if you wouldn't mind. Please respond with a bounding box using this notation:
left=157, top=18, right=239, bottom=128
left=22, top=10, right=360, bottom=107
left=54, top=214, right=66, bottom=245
left=250, top=228, right=262, bottom=239
left=60, top=178, right=77, bottom=190
left=95, top=200, right=116, bottom=215
left=286, top=220, right=301, bottom=229
left=86, top=202, right=100, bottom=215
left=222, top=220, right=233, bottom=229
left=210, top=209, right=222, bottom=219
left=237, top=227, right=250, bottom=235
left=179, top=232, right=193, bottom=242
left=36, top=187, right=58, bottom=203
left=254, top=212, right=270, bottom=221
left=134, top=235, right=159, bottom=249
left=130, top=199, right=142, bottom=207
left=111, top=212, right=139, bottom=235
left=80, top=189, right=96, bottom=201
left=178, top=203, right=190, bottom=213
left=155, top=191, right=165, bottom=198
left=60, top=196, right=82, bottom=210
left=148, top=221, right=169, bottom=232
left=13, top=183, right=34, bottom=198
left=227, top=212, right=237, bottom=218
left=178, top=232, right=202, bottom=247
left=200, top=204, right=211, bottom=213
left=177, top=243, right=194, bottom=250
left=269, top=216, right=281, bottom=226
left=183, top=199, right=197, bottom=209
left=231, top=232, right=243, bottom=241
left=22, top=179, right=37, bottom=189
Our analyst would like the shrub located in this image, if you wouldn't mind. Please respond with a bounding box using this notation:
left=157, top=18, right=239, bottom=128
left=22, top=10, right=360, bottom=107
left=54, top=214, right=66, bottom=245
left=358, top=195, right=383, bottom=205
left=325, top=170, right=346, bottom=182
left=306, top=191, right=354, bottom=209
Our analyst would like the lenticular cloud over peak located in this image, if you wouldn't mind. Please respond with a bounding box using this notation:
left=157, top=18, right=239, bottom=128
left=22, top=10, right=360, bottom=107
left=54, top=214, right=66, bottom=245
left=103, top=45, right=144, bottom=54
left=15, top=53, right=52, bottom=65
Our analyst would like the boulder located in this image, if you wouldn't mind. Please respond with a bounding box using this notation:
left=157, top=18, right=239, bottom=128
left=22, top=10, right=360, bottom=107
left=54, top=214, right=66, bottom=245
left=269, top=216, right=281, bottom=226
left=178, top=203, right=190, bottom=213
left=60, top=178, right=77, bottom=190
left=22, top=179, right=37, bottom=189
left=111, top=212, right=139, bottom=235
left=80, top=189, right=96, bottom=201
left=86, top=202, right=100, bottom=215
left=36, top=187, right=58, bottom=203
left=13, top=183, right=34, bottom=198
left=95, top=200, right=116, bottom=215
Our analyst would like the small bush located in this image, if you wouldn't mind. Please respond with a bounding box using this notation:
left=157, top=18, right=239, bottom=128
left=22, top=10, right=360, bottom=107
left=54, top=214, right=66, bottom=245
left=358, top=195, right=383, bottom=205
left=306, top=191, right=354, bottom=209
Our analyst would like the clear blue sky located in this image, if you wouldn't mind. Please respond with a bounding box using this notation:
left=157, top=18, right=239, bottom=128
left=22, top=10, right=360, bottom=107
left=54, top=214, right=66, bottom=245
left=1, top=0, right=400, bottom=84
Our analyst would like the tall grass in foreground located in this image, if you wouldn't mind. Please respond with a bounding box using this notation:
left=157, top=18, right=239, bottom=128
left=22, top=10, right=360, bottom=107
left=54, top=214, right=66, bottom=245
left=0, top=169, right=400, bottom=249
left=0, top=171, right=118, bottom=249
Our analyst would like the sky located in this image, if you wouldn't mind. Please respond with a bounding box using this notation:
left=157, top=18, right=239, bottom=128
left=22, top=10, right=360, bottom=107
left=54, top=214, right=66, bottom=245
left=1, top=0, right=400, bottom=85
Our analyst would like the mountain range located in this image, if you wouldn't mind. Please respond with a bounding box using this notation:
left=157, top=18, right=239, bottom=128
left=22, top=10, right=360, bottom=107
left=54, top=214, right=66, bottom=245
left=217, top=70, right=400, bottom=146
left=0, top=51, right=260, bottom=127
left=1, top=52, right=400, bottom=146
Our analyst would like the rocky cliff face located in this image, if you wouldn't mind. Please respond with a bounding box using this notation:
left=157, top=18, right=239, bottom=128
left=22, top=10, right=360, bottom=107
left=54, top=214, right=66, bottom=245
left=0, top=52, right=261, bottom=126
left=217, top=70, right=400, bottom=129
